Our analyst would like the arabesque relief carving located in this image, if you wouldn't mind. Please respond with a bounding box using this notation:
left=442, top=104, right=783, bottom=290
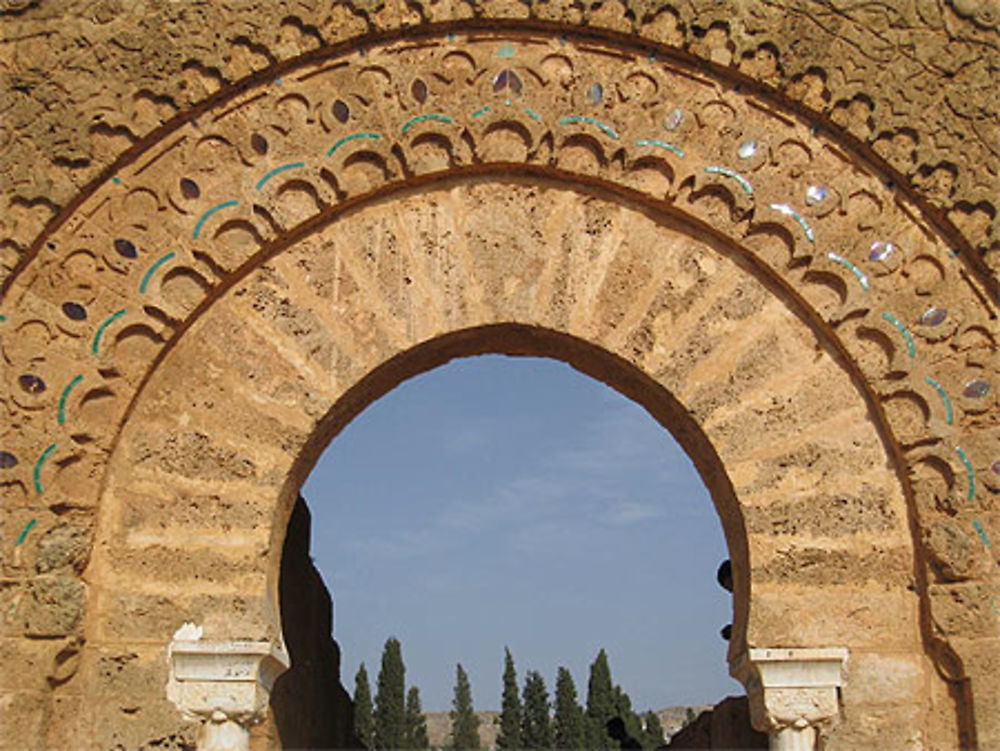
left=2, top=1, right=999, bottom=280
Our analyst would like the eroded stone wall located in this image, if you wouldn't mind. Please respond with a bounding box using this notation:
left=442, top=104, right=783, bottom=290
left=267, top=496, right=355, bottom=750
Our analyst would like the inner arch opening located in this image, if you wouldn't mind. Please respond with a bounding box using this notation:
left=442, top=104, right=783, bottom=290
left=269, top=325, right=754, bottom=748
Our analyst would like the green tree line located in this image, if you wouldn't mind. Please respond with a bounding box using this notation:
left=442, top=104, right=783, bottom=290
left=352, top=639, right=665, bottom=750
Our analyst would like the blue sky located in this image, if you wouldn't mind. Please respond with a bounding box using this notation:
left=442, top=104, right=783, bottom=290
left=303, top=355, right=740, bottom=712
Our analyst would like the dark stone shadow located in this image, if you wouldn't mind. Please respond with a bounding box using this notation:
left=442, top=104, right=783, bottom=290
left=270, top=495, right=358, bottom=749
left=665, top=696, right=768, bottom=750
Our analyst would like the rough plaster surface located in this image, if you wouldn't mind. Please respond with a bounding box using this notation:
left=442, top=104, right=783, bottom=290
left=0, top=12, right=997, bottom=751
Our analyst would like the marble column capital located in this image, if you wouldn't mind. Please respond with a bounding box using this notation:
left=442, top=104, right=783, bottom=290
left=731, top=647, right=848, bottom=750
left=167, top=629, right=289, bottom=751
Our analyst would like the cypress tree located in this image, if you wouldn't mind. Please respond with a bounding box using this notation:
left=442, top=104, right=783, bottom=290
left=586, top=649, right=615, bottom=750
left=553, top=666, right=584, bottom=750
left=496, top=648, right=522, bottom=750
left=641, top=711, right=664, bottom=749
left=521, top=670, right=552, bottom=749
left=583, top=716, right=603, bottom=750
left=450, top=663, right=481, bottom=750
left=374, top=638, right=406, bottom=750
left=405, top=686, right=429, bottom=749
left=612, top=685, right=643, bottom=744
left=354, top=662, right=375, bottom=750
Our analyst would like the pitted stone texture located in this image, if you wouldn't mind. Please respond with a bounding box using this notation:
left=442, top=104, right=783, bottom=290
left=34, top=518, right=93, bottom=575
left=22, top=575, right=84, bottom=638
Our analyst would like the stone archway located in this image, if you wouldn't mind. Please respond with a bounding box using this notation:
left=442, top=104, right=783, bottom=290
left=1, top=23, right=997, bottom=751
left=98, top=179, right=925, bottom=748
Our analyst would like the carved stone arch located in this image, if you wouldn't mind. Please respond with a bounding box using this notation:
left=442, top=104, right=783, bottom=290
left=0, top=24, right=997, bottom=751
left=93, top=177, right=929, bottom=749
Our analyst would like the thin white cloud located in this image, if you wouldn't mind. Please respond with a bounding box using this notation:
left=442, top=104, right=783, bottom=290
left=340, top=526, right=444, bottom=562
left=602, top=499, right=669, bottom=526
left=511, top=518, right=594, bottom=554
left=431, top=400, right=702, bottom=536
left=326, top=380, right=712, bottom=568
left=547, top=402, right=694, bottom=479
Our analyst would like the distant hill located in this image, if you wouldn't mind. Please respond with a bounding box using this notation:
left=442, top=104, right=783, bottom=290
left=424, top=710, right=500, bottom=749
left=655, top=705, right=714, bottom=740
left=422, top=706, right=710, bottom=749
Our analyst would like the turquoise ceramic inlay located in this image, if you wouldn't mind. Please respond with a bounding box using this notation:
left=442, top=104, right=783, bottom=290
left=471, top=106, right=492, bottom=118
left=955, top=446, right=976, bottom=501
left=193, top=200, right=239, bottom=240
left=826, top=252, right=871, bottom=291
left=401, top=114, right=454, bottom=134
left=58, top=375, right=84, bottom=426
left=881, top=312, right=916, bottom=357
left=558, top=116, right=619, bottom=140
left=327, top=132, right=382, bottom=157
left=635, top=139, right=686, bottom=158
left=34, top=444, right=57, bottom=494
left=15, top=518, right=36, bottom=546
left=769, top=203, right=815, bottom=243
left=948, top=249, right=960, bottom=258
left=255, top=161, right=305, bottom=190
left=112, top=176, right=122, bottom=185
left=973, top=520, right=992, bottom=550
left=92, top=308, right=127, bottom=355
left=924, top=376, right=954, bottom=425
left=703, top=166, right=753, bottom=196
left=497, top=43, right=515, bottom=58
left=524, top=108, right=543, bottom=123
left=0, top=314, right=6, bottom=322
left=140, top=251, right=176, bottom=294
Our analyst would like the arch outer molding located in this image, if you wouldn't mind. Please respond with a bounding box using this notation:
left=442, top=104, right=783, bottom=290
left=2, top=2, right=999, bottom=278
left=0, top=26, right=998, bottom=750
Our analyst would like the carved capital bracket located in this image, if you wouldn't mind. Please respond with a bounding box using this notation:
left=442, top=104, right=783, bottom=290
left=731, top=647, right=849, bottom=751
left=167, top=635, right=289, bottom=751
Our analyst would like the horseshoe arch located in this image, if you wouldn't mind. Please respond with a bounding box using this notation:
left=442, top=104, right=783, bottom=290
left=1, top=25, right=997, bottom=751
